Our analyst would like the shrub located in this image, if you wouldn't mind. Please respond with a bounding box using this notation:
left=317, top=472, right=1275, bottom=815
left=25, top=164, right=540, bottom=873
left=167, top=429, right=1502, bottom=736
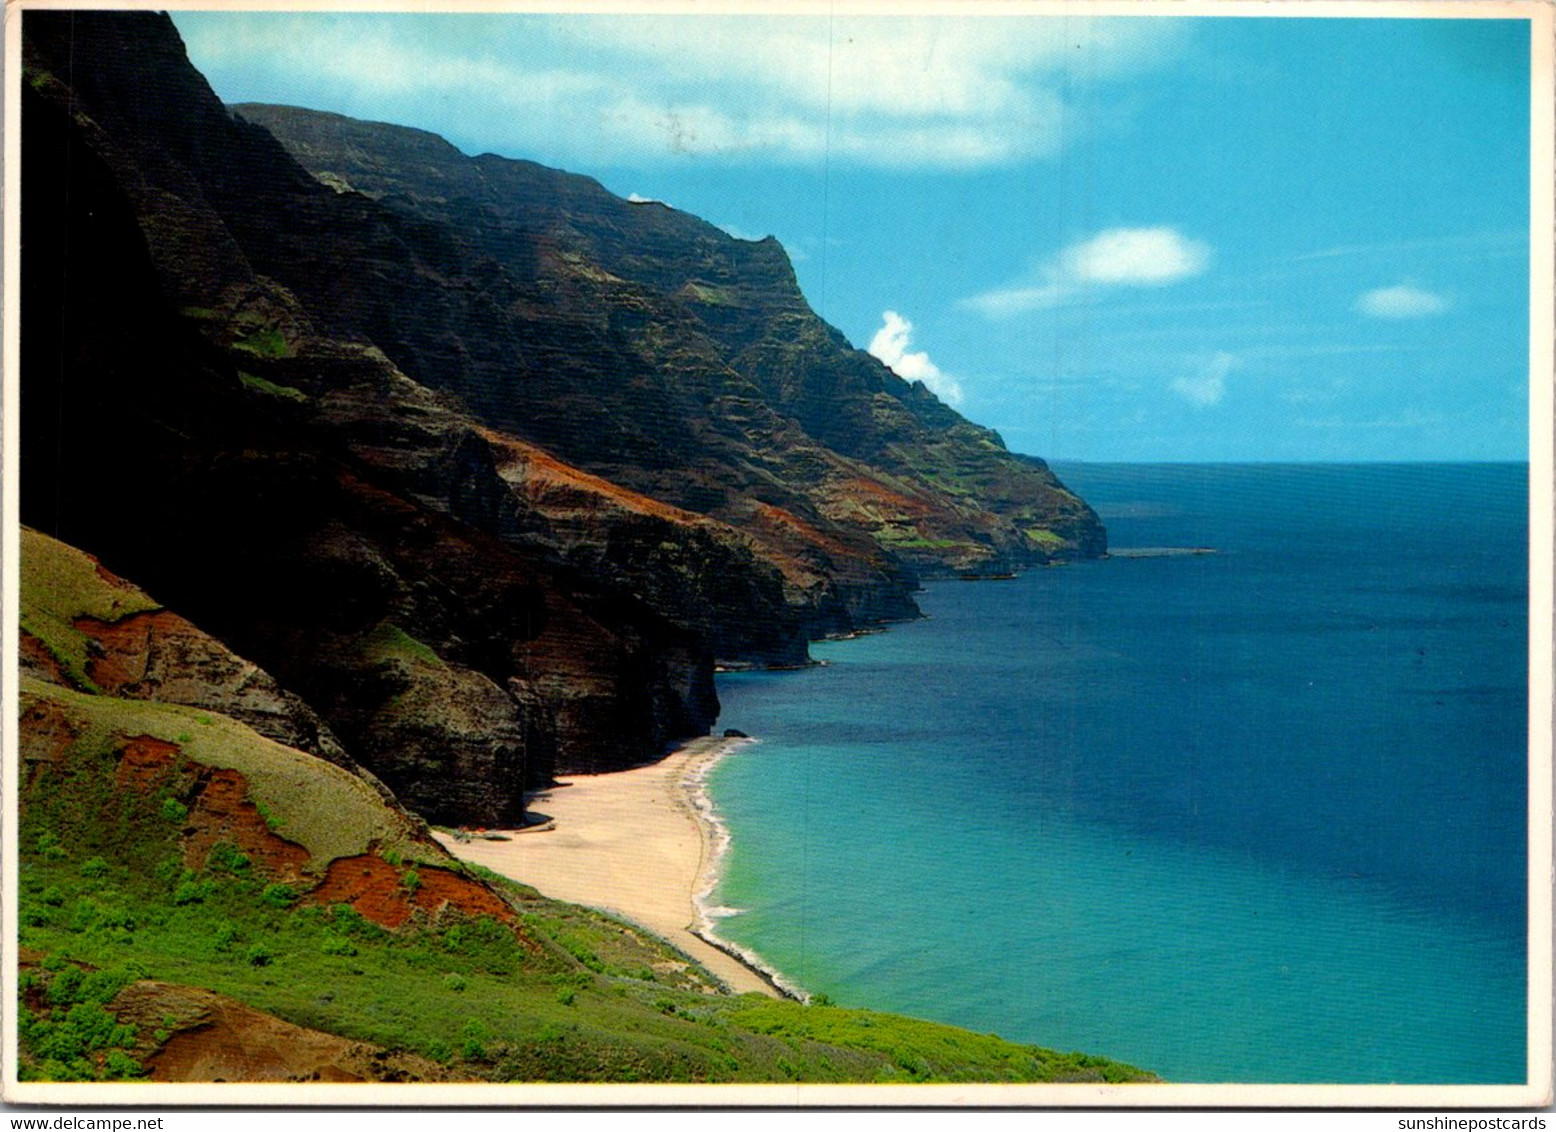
left=260, top=883, right=298, bottom=909
left=441, top=973, right=466, bottom=992
left=205, top=843, right=250, bottom=874
left=243, top=943, right=272, bottom=967
left=319, top=932, right=356, bottom=957
left=46, top=967, right=83, bottom=1005
left=79, top=857, right=109, bottom=878
left=172, top=881, right=213, bottom=906
left=102, top=1050, right=144, bottom=1079
left=460, top=1020, right=488, bottom=1061
left=160, top=797, right=189, bottom=824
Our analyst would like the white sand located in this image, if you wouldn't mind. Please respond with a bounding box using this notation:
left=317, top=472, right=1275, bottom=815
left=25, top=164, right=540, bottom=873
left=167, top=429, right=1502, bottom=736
left=431, top=736, right=779, bottom=997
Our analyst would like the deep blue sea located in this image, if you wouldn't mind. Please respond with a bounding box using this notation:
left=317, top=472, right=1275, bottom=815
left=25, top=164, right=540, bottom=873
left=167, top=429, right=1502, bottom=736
left=709, top=463, right=1529, bottom=1084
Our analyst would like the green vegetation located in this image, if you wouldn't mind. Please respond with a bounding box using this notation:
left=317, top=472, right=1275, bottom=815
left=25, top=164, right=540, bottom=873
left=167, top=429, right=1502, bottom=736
left=1024, top=528, right=1068, bottom=552
left=19, top=528, right=161, bottom=692
left=875, top=528, right=966, bottom=552
left=231, top=328, right=293, bottom=359
left=19, top=678, right=418, bottom=870
left=15, top=530, right=1150, bottom=1086
left=16, top=690, right=1155, bottom=1083
left=680, top=282, right=738, bottom=307
left=238, top=371, right=307, bottom=403
left=726, top=1001, right=1149, bottom=1084
left=360, top=621, right=445, bottom=670
left=17, top=961, right=146, bottom=1082
left=556, top=251, right=624, bottom=286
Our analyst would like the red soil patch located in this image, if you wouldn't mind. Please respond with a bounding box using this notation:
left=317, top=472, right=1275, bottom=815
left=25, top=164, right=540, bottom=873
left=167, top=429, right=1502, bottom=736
left=16, top=696, right=82, bottom=772
left=18, top=629, right=71, bottom=687
left=75, top=610, right=177, bottom=692
left=750, top=501, right=859, bottom=561
left=113, top=735, right=181, bottom=793
left=110, top=981, right=445, bottom=1083
left=182, top=768, right=311, bottom=883
left=836, top=474, right=932, bottom=516
left=309, top=854, right=520, bottom=932
left=477, top=425, right=703, bottom=525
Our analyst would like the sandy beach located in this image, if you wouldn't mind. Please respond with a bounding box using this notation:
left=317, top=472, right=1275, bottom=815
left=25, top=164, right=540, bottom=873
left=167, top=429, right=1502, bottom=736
left=431, top=736, right=781, bottom=998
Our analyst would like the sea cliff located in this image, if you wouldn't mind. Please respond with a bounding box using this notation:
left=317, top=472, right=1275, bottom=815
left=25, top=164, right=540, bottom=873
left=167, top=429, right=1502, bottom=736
left=13, top=9, right=1140, bottom=1088
left=22, top=8, right=1102, bottom=809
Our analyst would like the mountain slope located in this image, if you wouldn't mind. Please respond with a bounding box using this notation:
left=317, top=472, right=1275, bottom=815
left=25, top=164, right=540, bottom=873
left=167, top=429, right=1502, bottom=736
left=21, top=10, right=734, bottom=803
left=237, top=102, right=1106, bottom=580
left=20, top=8, right=1104, bottom=824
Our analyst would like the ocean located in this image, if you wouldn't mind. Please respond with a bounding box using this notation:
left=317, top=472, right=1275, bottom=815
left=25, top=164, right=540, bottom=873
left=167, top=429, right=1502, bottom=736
left=707, top=463, right=1530, bottom=1084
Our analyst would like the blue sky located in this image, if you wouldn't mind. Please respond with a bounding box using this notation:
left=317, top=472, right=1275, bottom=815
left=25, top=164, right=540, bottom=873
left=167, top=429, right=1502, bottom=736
left=173, top=11, right=1533, bottom=462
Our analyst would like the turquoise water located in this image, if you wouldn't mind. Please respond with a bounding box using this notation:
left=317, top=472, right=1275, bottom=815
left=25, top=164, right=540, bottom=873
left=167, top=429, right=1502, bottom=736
left=710, top=463, right=1529, bottom=1084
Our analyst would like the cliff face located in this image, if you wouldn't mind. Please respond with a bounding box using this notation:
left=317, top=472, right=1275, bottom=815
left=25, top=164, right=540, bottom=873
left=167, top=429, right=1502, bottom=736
left=21, top=11, right=718, bottom=810
left=20, top=10, right=1102, bottom=812
left=237, top=103, right=1107, bottom=581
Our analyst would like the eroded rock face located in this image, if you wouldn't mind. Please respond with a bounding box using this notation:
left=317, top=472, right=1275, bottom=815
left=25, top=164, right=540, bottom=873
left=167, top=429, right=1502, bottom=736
left=309, top=855, right=525, bottom=931
left=107, top=980, right=450, bottom=1082
left=237, top=102, right=1107, bottom=576
left=20, top=13, right=721, bottom=807
left=19, top=678, right=540, bottom=940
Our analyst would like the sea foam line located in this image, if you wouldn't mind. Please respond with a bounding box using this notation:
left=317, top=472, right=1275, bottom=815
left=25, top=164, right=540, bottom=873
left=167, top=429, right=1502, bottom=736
left=678, top=736, right=813, bottom=1003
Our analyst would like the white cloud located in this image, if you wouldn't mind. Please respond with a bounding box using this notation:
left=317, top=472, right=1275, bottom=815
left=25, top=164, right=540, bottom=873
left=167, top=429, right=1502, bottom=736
left=960, top=226, right=1212, bottom=318
left=626, top=192, right=659, bottom=204
left=175, top=12, right=1188, bottom=170
left=1354, top=284, right=1450, bottom=318
left=1169, top=352, right=1237, bottom=407
left=1061, top=228, right=1212, bottom=285
left=868, top=311, right=964, bottom=405
left=959, top=282, right=1069, bottom=319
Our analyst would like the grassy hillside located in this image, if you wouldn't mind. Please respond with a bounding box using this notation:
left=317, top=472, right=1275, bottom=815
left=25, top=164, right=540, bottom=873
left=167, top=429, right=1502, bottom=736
left=16, top=676, right=1153, bottom=1085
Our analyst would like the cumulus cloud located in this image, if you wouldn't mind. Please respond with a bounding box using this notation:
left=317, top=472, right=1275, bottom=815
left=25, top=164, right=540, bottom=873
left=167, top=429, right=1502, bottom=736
left=868, top=311, right=964, bottom=406
left=1354, top=284, right=1450, bottom=318
left=960, top=226, right=1212, bottom=318
left=1169, top=352, right=1237, bottom=407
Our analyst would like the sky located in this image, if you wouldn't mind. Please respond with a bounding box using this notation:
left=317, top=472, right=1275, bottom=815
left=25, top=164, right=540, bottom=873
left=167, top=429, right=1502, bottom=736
left=172, top=9, right=1535, bottom=463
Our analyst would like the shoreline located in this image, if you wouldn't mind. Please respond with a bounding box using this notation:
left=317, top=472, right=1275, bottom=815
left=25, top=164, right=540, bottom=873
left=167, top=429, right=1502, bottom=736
left=675, top=738, right=810, bottom=1001
left=432, top=735, right=797, bottom=1000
